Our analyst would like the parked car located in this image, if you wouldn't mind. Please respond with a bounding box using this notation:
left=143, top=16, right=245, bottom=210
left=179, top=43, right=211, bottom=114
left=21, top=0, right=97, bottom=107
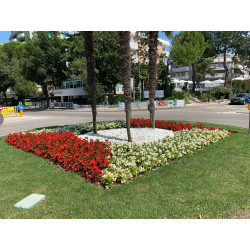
left=230, top=93, right=250, bottom=105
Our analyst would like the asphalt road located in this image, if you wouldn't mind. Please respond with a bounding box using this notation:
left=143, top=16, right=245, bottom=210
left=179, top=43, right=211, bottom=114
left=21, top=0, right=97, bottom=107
left=0, top=103, right=249, bottom=136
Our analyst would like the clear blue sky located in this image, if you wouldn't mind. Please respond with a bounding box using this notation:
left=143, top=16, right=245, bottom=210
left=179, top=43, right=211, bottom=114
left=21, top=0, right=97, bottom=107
left=0, top=31, right=11, bottom=43
left=0, top=31, right=179, bottom=45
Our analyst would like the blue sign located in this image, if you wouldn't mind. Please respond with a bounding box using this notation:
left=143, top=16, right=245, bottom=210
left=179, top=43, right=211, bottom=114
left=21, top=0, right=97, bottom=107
left=246, top=97, right=250, bottom=104
left=17, top=104, right=24, bottom=111
left=119, top=102, right=125, bottom=109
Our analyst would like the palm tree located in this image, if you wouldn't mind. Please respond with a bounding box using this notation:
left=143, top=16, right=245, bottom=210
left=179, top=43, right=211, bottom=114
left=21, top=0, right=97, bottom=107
left=148, top=31, right=158, bottom=129
left=83, top=31, right=97, bottom=134
left=119, top=31, right=132, bottom=142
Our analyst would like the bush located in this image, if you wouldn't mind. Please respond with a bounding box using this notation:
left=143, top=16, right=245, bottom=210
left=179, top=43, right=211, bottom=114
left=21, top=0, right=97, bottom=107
left=113, top=94, right=124, bottom=104
left=200, top=92, right=215, bottom=102
left=167, top=90, right=191, bottom=103
left=209, top=86, right=229, bottom=99
left=232, top=80, right=250, bottom=94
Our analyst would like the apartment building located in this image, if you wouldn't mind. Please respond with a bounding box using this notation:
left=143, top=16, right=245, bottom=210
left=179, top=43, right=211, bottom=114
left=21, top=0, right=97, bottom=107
left=170, top=53, right=250, bottom=82
left=130, top=31, right=170, bottom=64
left=206, top=53, right=249, bottom=80
left=10, top=31, right=63, bottom=42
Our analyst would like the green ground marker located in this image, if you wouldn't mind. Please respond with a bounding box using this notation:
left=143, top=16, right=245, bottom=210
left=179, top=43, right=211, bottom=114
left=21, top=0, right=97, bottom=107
left=14, top=193, right=46, bottom=210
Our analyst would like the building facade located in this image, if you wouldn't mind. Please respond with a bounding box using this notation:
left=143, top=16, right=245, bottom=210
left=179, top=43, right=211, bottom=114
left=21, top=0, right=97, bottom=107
left=130, top=31, right=170, bottom=64
left=10, top=31, right=63, bottom=42
left=52, top=79, right=86, bottom=103
left=170, top=53, right=250, bottom=82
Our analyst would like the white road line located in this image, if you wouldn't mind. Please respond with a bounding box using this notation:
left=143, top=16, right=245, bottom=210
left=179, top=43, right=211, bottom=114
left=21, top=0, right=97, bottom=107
left=3, top=116, right=51, bottom=123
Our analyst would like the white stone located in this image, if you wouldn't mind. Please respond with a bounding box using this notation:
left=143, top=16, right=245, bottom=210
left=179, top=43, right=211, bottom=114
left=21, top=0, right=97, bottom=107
left=78, top=128, right=175, bottom=145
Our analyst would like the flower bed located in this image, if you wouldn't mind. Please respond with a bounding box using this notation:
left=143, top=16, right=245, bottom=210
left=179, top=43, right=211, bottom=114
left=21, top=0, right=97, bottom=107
left=5, top=131, right=110, bottom=182
left=130, top=118, right=234, bottom=133
left=5, top=119, right=234, bottom=189
left=102, top=128, right=231, bottom=188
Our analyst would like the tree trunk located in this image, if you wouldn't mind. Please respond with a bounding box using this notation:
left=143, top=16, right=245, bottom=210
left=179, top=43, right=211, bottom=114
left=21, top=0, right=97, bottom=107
left=148, top=31, right=158, bottom=129
left=223, top=49, right=228, bottom=87
left=192, top=63, right=197, bottom=93
left=84, top=31, right=97, bottom=134
left=119, top=31, right=132, bottom=142
left=4, top=91, right=7, bottom=106
left=165, top=58, right=170, bottom=79
left=46, top=85, right=50, bottom=109
left=141, top=79, right=144, bottom=101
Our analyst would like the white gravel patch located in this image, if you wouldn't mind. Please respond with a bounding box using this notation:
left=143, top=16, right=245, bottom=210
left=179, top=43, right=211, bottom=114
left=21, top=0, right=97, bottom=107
left=78, top=128, right=175, bottom=144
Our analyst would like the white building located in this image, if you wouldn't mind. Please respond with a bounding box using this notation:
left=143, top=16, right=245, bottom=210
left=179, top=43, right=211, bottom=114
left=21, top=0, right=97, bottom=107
left=52, top=79, right=86, bottom=103
left=170, top=53, right=250, bottom=82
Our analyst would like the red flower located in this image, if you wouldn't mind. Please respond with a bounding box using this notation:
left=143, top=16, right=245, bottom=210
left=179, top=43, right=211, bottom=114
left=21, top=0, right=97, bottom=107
left=5, top=131, right=111, bottom=183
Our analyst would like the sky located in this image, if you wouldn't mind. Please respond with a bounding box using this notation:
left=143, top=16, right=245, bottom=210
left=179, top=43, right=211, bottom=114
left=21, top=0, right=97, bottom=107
left=0, top=31, right=179, bottom=46
left=0, top=31, right=11, bottom=43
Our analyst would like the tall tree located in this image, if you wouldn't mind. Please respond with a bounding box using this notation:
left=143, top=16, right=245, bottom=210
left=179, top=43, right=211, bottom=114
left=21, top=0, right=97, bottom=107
left=163, top=31, right=174, bottom=79
left=1, top=41, right=34, bottom=102
left=63, top=32, right=87, bottom=79
left=83, top=31, right=97, bottom=134
left=119, top=31, right=132, bottom=142
left=170, top=31, right=207, bottom=92
left=232, top=32, right=250, bottom=69
left=0, top=49, right=14, bottom=105
left=94, top=31, right=122, bottom=94
left=148, top=31, right=158, bottom=128
left=22, top=32, right=67, bottom=108
left=196, top=58, right=215, bottom=82
left=209, top=31, right=236, bottom=86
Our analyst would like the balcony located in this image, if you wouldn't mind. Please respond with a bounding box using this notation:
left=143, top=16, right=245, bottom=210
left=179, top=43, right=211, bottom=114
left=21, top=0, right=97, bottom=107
left=17, top=33, right=25, bottom=39
left=171, top=66, right=190, bottom=73
left=174, top=75, right=191, bottom=80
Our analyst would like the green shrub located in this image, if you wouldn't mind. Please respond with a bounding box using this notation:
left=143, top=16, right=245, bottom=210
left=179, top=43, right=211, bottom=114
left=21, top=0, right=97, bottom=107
left=167, top=90, right=191, bottom=103
left=113, top=95, right=124, bottom=104
left=209, top=86, right=229, bottom=99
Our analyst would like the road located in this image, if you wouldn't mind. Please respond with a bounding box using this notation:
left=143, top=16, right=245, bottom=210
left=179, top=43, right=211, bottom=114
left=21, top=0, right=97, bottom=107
left=0, top=103, right=249, bottom=136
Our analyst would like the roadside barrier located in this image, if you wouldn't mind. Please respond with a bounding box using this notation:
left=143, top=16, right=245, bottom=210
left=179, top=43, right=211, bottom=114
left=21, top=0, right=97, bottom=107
left=1, top=106, right=21, bottom=118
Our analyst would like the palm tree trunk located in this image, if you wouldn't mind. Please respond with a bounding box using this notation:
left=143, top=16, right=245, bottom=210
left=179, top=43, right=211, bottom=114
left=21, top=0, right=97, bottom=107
left=192, top=63, right=197, bottom=93
left=83, top=31, right=97, bottom=134
left=223, top=49, right=229, bottom=87
left=119, top=31, right=132, bottom=142
left=148, top=31, right=158, bottom=129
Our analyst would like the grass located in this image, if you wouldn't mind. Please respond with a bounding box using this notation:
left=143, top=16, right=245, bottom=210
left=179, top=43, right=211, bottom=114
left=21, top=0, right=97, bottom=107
left=0, top=121, right=249, bottom=219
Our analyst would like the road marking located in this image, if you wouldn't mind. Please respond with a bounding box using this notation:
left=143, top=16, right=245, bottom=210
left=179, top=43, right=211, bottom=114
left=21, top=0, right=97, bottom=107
left=3, top=116, right=51, bottom=123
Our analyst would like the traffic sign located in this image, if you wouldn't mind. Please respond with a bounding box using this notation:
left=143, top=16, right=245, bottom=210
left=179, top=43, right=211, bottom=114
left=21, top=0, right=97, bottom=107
left=246, top=96, right=250, bottom=104
left=17, top=104, right=24, bottom=111
left=0, top=106, right=2, bottom=112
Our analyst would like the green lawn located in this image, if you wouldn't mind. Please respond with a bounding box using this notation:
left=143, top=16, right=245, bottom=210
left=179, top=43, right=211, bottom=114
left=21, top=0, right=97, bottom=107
left=0, top=121, right=249, bottom=219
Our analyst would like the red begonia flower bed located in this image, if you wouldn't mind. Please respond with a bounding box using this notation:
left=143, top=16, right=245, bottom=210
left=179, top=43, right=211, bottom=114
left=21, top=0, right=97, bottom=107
left=130, top=118, right=234, bottom=133
left=5, top=131, right=110, bottom=182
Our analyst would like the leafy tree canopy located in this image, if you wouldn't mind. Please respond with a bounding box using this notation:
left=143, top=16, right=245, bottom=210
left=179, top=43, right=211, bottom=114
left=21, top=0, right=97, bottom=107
left=170, top=31, right=207, bottom=66
left=0, top=49, right=14, bottom=95
left=22, top=31, right=67, bottom=100
left=63, top=32, right=87, bottom=79
left=94, top=31, right=122, bottom=93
